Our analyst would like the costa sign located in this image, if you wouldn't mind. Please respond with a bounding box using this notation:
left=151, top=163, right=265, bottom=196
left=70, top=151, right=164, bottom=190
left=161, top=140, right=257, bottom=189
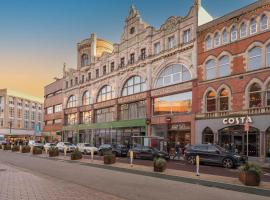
left=222, top=116, right=252, bottom=125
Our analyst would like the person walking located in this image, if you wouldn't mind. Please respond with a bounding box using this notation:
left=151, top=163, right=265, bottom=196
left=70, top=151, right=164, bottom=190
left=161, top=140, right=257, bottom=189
left=173, top=142, right=181, bottom=160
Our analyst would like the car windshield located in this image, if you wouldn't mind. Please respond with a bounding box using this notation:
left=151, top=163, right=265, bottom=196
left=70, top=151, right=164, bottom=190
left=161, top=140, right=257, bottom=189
left=84, top=144, right=91, bottom=147
left=215, top=145, right=228, bottom=152
left=64, top=142, right=72, bottom=146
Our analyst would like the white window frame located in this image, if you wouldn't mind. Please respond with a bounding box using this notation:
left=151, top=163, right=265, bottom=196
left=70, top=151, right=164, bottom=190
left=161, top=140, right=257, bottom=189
left=154, top=42, right=160, bottom=55
left=240, top=22, right=247, bottom=38
left=230, top=26, right=237, bottom=42
left=260, top=15, right=269, bottom=31
left=213, top=33, right=220, bottom=47
left=250, top=18, right=257, bottom=35
left=222, top=30, right=228, bottom=44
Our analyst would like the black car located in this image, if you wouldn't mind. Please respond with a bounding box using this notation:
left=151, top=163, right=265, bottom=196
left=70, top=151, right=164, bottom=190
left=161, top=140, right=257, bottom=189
left=98, top=144, right=128, bottom=157
left=185, top=144, right=246, bottom=168
left=129, top=146, right=170, bottom=160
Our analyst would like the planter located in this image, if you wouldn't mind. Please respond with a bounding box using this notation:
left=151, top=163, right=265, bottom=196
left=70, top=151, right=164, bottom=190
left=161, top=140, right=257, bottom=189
left=239, top=171, right=261, bottom=186
left=153, top=157, right=167, bottom=172
left=49, top=147, right=59, bottom=157
left=21, top=146, right=31, bottom=153
left=12, top=145, right=20, bottom=152
left=71, top=150, right=82, bottom=160
left=103, top=154, right=116, bottom=165
left=3, top=145, right=11, bottom=150
left=32, top=147, right=42, bottom=155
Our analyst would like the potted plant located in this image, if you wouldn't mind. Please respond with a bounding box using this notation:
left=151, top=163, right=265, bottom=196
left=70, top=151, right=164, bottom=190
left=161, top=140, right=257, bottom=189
left=21, top=145, right=31, bottom=153
left=71, top=149, right=82, bottom=160
left=32, top=147, right=42, bottom=155
left=239, top=162, right=262, bottom=186
left=153, top=157, right=167, bottom=172
left=0, top=145, right=2, bottom=149
left=11, top=145, right=20, bottom=152
left=103, top=153, right=116, bottom=164
left=3, top=144, right=11, bottom=150
left=48, top=147, right=59, bottom=157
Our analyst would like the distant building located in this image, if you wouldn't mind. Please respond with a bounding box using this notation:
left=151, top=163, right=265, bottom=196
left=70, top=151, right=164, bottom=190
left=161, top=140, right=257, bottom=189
left=0, top=89, right=43, bottom=141
left=43, top=78, right=64, bottom=142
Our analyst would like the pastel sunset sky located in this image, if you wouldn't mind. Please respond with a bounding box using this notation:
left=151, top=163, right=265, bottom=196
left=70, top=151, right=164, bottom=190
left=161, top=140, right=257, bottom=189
left=0, top=0, right=256, bottom=98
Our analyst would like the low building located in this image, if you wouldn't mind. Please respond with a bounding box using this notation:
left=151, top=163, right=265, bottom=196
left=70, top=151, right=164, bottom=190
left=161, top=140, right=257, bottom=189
left=0, top=89, right=43, bottom=142
left=196, top=0, right=270, bottom=160
left=43, top=78, right=64, bottom=142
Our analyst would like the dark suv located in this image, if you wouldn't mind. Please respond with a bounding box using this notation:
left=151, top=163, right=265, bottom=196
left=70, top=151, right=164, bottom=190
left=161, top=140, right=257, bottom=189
left=98, top=144, right=128, bottom=157
left=129, top=146, right=170, bottom=160
left=185, top=144, right=246, bottom=168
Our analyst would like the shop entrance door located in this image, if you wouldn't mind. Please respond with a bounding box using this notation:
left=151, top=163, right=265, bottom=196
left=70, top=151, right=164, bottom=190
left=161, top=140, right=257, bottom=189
left=233, top=135, right=243, bottom=154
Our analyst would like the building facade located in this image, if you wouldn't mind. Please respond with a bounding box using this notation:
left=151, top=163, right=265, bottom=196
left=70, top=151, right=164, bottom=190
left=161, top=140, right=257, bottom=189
left=0, top=89, right=43, bottom=141
left=61, top=2, right=212, bottom=150
left=43, top=78, right=64, bottom=142
left=196, top=0, right=270, bottom=160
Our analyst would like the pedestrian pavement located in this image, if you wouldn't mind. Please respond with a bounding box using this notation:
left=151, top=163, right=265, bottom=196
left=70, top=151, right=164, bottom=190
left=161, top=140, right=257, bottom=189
left=0, top=161, right=125, bottom=200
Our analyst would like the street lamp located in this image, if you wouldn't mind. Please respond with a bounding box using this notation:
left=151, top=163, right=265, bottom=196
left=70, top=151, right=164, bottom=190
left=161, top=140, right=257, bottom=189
left=8, top=120, right=12, bottom=135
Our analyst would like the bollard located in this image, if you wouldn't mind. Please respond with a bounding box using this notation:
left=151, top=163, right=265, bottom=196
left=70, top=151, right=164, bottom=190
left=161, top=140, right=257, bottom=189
left=30, top=146, right=34, bottom=154
left=11, top=144, right=13, bottom=149
left=196, top=155, right=200, bottom=176
left=45, top=147, right=48, bottom=154
left=20, top=145, right=22, bottom=152
left=64, top=146, right=67, bottom=156
left=130, top=150, right=133, bottom=167
left=91, top=148, right=94, bottom=162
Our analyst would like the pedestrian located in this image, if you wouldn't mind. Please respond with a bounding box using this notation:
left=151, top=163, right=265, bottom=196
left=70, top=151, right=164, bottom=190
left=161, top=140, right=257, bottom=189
left=173, top=142, right=181, bottom=160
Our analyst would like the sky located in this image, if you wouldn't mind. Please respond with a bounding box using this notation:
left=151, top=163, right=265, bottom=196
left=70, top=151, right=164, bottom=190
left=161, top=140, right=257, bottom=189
left=0, top=0, right=256, bottom=98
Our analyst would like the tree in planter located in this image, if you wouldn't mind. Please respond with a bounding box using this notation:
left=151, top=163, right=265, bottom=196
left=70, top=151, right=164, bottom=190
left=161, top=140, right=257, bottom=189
left=0, top=145, right=2, bottom=149
left=239, top=162, right=262, bottom=186
left=48, top=147, right=59, bottom=157
left=3, top=144, right=11, bottom=150
left=103, top=153, right=116, bottom=165
left=153, top=157, right=167, bottom=172
left=21, top=145, right=31, bottom=153
left=71, top=149, right=82, bottom=160
left=11, top=145, right=20, bottom=152
left=32, top=147, right=42, bottom=155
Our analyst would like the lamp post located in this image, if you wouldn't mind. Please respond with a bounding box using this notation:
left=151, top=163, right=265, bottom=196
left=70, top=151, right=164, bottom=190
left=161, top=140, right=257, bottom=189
left=8, top=120, right=12, bottom=135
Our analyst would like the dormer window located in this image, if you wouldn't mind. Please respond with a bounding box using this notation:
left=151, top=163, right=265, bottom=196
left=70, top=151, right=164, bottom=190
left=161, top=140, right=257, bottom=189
left=130, top=27, right=135, bottom=34
left=81, top=54, right=89, bottom=67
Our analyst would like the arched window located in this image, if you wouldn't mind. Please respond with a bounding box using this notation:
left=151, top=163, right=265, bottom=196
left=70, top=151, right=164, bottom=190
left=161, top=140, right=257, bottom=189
left=205, top=59, right=216, bottom=80
left=122, top=76, right=146, bottom=96
left=219, top=88, right=229, bottom=111
left=67, top=95, right=76, bottom=108
left=214, top=32, right=220, bottom=47
left=249, top=83, right=262, bottom=108
left=260, top=14, right=268, bottom=31
left=202, top=127, right=214, bottom=144
left=250, top=18, right=257, bottom=34
left=156, top=64, right=191, bottom=88
left=267, top=44, right=270, bottom=67
left=266, top=83, right=270, bottom=107
left=248, top=46, right=262, bottom=70
left=82, top=91, right=91, bottom=105
left=205, top=35, right=211, bottom=50
left=81, top=54, right=89, bottom=67
left=219, top=56, right=230, bottom=77
left=97, top=85, right=113, bottom=102
left=230, top=26, right=237, bottom=41
left=222, top=29, right=228, bottom=44
left=206, top=90, right=216, bottom=112
left=240, top=22, right=247, bottom=38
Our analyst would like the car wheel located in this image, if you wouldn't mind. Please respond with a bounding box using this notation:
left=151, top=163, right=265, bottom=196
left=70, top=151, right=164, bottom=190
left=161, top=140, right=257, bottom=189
left=223, top=158, right=234, bottom=168
left=84, top=150, right=87, bottom=155
left=187, top=156, right=196, bottom=165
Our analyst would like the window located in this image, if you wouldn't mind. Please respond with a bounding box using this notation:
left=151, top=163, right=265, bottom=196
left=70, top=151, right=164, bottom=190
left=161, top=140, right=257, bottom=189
left=81, top=75, right=85, bottom=83
left=54, top=119, right=62, bottom=124
left=9, top=97, right=14, bottom=105
left=95, top=107, right=115, bottom=123
left=153, top=92, right=192, bottom=115
left=82, top=91, right=91, bottom=105
left=67, top=113, right=77, bottom=125
left=250, top=18, right=257, bottom=34
left=240, top=22, right=247, bottom=38
left=206, top=91, right=216, bottom=112
left=70, top=79, right=73, bottom=87
left=130, top=53, right=135, bottom=64
left=130, top=27, right=135, bottom=34
left=111, top=62, right=114, bottom=72
left=266, top=83, right=270, bottom=106
left=168, top=36, right=175, bottom=49
left=66, top=81, right=68, bottom=88
left=154, top=42, right=160, bottom=54
left=205, top=35, right=211, bottom=50
left=120, top=101, right=146, bottom=120
left=219, top=56, right=230, bottom=77
left=97, top=85, right=113, bottom=102
left=24, top=110, right=30, bottom=119
left=81, top=54, right=89, bottom=67
left=183, top=29, right=191, bottom=44
left=122, top=76, right=146, bottom=96
left=267, top=44, right=270, bottom=67
left=24, top=120, right=29, bottom=129
left=31, top=110, right=35, bottom=120
left=248, top=47, right=262, bottom=70
left=222, top=30, right=228, bottom=44
left=213, top=32, right=220, bottom=47
left=75, top=77, right=78, bottom=84
left=230, top=26, right=237, bottom=41
left=156, top=64, right=191, bottom=88
left=96, top=69, right=99, bottom=78
left=88, top=72, right=91, bottom=80
left=17, top=108, right=22, bottom=118
left=47, top=107, right=53, bottom=114
left=219, top=89, right=229, bottom=111
left=205, top=59, right=216, bottom=80
left=9, top=107, right=15, bottom=117
left=202, top=127, right=214, bottom=144
left=103, top=65, right=106, bottom=75
left=249, top=83, right=262, bottom=108
left=120, top=57, right=125, bottom=68
left=67, top=95, right=76, bottom=108
left=54, top=104, right=62, bottom=112
left=260, top=15, right=268, bottom=31
left=80, top=111, right=92, bottom=124
left=141, top=48, right=146, bottom=60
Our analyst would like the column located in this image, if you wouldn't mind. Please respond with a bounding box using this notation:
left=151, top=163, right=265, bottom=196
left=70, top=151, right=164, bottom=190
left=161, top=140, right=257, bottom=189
left=214, top=131, right=218, bottom=145
left=146, top=91, right=151, bottom=136
left=260, top=131, right=265, bottom=161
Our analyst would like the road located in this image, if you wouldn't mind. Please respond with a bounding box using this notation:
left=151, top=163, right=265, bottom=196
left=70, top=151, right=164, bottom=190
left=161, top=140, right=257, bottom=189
left=0, top=151, right=269, bottom=200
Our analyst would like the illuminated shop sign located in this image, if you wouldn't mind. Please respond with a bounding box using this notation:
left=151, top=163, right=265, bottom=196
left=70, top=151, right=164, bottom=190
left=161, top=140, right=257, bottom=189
left=222, top=116, right=252, bottom=125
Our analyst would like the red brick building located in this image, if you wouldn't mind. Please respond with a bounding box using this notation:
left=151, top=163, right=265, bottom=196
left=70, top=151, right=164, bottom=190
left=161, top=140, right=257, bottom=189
left=43, top=78, right=64, bottom=142
left=195, top=0, right=270, bottom=160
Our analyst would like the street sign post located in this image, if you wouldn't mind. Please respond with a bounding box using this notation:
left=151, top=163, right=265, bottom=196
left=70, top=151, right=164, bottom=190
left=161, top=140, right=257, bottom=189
left=244, top=116, right=250, bottom=158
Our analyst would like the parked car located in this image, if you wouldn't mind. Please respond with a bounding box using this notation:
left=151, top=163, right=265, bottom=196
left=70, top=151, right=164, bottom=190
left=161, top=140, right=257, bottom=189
left=28, top=140, right=44, bottom=149
left=128, top=146, right=170, bottom=160
left=184, top=144, right=246, bottom=168
left=44, top=143, right=56, bottom=149
left=0, top=135, right=7, bottom=145
left=98, top=144, right=128, bottom=157
left=77, top=143, right=98, bottom=154
left=56, top=142, right=76, bottom=152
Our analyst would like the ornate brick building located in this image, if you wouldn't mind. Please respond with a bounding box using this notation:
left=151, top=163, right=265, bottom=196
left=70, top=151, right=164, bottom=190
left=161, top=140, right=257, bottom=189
left=196, top=0, right=270, bottom=160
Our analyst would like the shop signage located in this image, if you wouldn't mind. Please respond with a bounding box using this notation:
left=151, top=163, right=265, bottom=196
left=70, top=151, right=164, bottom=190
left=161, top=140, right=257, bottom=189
left=170, top=123, right=191, bottom=131
left=222, top=116, right=252, bottom=125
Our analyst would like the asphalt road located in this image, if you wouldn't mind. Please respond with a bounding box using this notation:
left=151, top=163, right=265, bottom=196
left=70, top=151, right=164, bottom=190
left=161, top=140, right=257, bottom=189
left=0, top=151, right=269, bottom=200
